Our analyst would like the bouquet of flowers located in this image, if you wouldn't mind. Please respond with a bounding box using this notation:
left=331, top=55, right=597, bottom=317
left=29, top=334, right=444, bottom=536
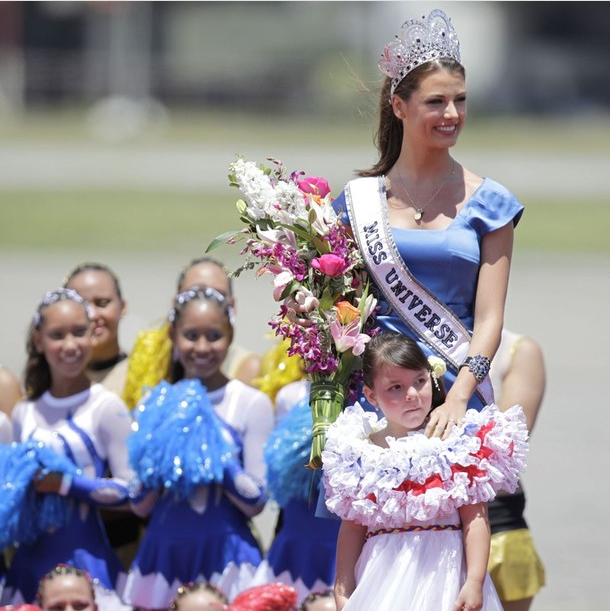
left=207, top=157, right=377, bottom=468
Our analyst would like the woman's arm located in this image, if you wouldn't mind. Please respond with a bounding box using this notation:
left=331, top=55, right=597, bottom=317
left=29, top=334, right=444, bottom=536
left=42, top=395, right=135, bottom=508
left=0, top=367, right=22, bottom=416
left=224, top=387, right=275, bottom=518
left=496, top=335, right=545, bottom=432
left=334, top=520, right=367, bottom=611
left=453, top=502, right=491, bottom=611
left=233, top=353, right=263, bottom=387
left=427, top=222, right=514, bottom=438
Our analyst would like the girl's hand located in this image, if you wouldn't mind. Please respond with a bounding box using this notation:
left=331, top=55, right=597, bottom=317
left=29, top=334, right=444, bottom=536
left=451, top=578, right=483, bottom=611
left=33, top=471, right=62, bottom=494
left=334, top=594, right=349, bottom=611
left=424, top=397, right=467, bottom=439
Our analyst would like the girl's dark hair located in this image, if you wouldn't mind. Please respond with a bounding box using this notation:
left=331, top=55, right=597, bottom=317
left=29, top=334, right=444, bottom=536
left=168, top=286, right=234, bottom=383
left=358, top=58, right=465, bottom=178
left=36, top=564, right=95, bottom=606
left=63, top=261, right=123, bottom=300
left=176, top=256, right=233, bottom=296
left=168, top=580, right=228, bottom=611
left=25, top=289, right=93, bottom=400
left=362, top=331, right=446, bottom=408
left=298, top=588, right=334, bottom=610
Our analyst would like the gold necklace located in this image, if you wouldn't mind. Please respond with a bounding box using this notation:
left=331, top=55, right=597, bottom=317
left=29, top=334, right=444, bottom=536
left=396, top=160, right=456, bottom=221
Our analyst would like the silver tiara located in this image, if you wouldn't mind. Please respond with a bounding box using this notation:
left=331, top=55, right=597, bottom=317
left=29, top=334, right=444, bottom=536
left=379, top=9, right=461, bottom=95
left=32, top=288, right=94, bottom=328
left=168, top=286, right=236, bottom=326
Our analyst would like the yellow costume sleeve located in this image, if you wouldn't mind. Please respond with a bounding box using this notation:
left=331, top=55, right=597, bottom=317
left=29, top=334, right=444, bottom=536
left=122, top=325, right=173, bottom=409
left=253, top=338, right=305, bottom=404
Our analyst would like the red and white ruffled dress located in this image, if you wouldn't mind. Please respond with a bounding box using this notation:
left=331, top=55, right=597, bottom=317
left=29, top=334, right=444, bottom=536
left=322, top=403, right=528, bottom=611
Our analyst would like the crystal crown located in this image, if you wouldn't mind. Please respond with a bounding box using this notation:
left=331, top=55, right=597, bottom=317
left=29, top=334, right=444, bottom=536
left=379, top=9, right=461, bottom=95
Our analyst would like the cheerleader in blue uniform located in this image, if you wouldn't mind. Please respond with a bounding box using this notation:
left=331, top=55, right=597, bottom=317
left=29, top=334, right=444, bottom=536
left=120, top=286, right=275, bottom=610
left=0, top=289, right=134, bottom=607
left=250, top=379, right=339, bottom=605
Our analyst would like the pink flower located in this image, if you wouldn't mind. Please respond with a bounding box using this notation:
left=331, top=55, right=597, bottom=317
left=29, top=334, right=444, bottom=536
left=297, top=176, right=331, bottom=198
left=329, top=317, right=371, bottom=356
left=311, top=254, right=347, bottom=277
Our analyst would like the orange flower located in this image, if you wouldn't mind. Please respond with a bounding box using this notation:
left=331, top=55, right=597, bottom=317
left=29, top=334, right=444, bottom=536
left=335, top=301, right=361, bottom=325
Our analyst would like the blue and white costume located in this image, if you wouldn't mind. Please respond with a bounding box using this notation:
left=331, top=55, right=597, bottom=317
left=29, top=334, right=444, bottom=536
left=250, top=380, right=340, bottom=603
left=1, top=383, right=133, bottom=605
left=120, top=378, right=275, bottom=608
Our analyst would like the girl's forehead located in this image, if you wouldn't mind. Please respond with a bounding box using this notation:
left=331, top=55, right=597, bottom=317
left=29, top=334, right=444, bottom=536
left=68, top=269, right=115, bottom=291
left=180, top=299, right=227, bottom=320
left=41, top=573, right=92, bottom=594
left=376, top=363, right=426, bottom=378
left=43, top=299, right=88, bottom=319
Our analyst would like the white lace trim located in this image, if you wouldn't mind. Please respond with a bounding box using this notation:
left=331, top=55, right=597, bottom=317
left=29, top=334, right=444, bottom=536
left=322, top=403, right=528, bottom=529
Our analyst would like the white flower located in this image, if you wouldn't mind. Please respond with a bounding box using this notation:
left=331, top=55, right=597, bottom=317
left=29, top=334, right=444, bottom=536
left=294, top=287, right=319, bottom=311
left=428, top=356, right=447, bottom=378
left=230, top=159, right=277, bottom=222
left=308, top=196, right=338, bottom=235
left=272, top=181, right=308, bottom=224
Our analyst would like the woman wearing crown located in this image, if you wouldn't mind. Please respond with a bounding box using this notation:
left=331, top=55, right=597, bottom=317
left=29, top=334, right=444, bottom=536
left=329, top=8, right=524, bottom=440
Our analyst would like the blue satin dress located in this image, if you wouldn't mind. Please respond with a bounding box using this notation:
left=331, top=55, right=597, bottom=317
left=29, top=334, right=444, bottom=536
left=335, top=176, right=524, bottom=411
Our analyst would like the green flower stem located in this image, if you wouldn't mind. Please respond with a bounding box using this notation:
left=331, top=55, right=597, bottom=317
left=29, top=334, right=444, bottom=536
left=307, top=379, right=345, bottom=470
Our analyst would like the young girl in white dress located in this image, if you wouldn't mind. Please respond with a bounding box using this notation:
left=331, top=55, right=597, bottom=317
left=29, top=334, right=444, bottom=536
left=322, top=331, right=528, bottom=611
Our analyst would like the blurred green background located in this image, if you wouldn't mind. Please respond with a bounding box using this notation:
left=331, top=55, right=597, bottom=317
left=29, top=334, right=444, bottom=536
left=2, top=110, right=609, bottom=255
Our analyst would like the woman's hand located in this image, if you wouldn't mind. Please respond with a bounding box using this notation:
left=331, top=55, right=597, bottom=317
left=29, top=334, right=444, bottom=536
left=33, top=471, right=62, bottom=494
left=424, top=396, right=467, bottom=439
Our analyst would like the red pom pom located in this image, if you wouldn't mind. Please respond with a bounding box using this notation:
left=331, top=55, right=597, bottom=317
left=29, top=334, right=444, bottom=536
left=228, top=583, right=298, bottom=611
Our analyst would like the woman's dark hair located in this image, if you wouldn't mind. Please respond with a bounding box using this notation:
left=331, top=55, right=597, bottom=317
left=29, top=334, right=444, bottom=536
left=362, top=331, right=446, bottom=408
left=175, top=256, right=233, bottom=297
left=358, top=58, right=465, bottom=178
left=168, top=286, right=234, bottom=383
left=63, top=261, right=123, bottom=300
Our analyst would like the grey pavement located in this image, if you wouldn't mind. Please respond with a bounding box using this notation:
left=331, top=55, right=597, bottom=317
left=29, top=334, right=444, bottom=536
left=1, top=143, right=609, bottom=198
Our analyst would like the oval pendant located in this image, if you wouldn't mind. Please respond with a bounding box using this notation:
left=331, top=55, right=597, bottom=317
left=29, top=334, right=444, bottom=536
left=414, top=210, right=423, bottom=221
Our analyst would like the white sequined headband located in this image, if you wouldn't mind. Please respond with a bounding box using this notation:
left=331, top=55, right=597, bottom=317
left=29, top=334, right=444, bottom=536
left=168, top=286, right=236, bottom=327
left=32, top=288, right=94, bottom=328
left=379, top=9, right=461, bottom=95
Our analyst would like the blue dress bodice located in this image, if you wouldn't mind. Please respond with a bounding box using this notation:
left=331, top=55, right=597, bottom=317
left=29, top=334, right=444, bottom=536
left=335, top=176, right=524, bottom=410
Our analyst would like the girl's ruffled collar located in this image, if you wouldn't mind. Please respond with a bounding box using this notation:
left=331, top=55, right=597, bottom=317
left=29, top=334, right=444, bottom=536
left=322, top=402, right=529, bottom=529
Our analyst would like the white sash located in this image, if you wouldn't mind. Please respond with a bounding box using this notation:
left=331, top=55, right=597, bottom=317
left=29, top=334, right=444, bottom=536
left=345, top=176, right=494, bottom=405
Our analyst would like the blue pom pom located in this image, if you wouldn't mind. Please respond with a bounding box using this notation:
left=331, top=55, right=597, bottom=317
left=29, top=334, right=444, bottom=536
left=0, top=441, right=80, bottom=548
left=264, top=396, right=320, bottom=506
left=128, top=379, right=236, bottom=499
